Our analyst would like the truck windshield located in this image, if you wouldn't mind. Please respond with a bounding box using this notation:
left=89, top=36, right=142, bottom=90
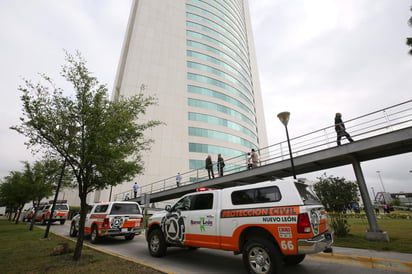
left=55, top=205, right=68, bottom=210
left=295, top=182, right=320, bottom=205
left=110, top=203, right=141, bottom=214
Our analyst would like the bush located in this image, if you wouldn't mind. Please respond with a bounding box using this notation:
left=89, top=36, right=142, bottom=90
left=329, top=213, right=350, bottom=236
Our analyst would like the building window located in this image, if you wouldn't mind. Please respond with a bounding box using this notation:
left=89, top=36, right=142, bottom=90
left=188, top=98, right=256, bottom=128
left=189, top=127, right=256, bottom=148
left=189, top=143, right=246, bottom=157
left=187, top=40, right=250, bottom=78
left=188, top=112, right=257, bottom=140
left=186, top=30, right=250, bottom=71
left=187, top=50, right=251, bottom=88
left=188, top=73, right=253, bottom=107
left=187, top=61, right=251, bottom=96
left=188, top=85, right=253, bottom=115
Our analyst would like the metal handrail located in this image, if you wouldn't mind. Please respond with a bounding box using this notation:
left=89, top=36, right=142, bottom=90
left=114, top=99, right=412, bottom=201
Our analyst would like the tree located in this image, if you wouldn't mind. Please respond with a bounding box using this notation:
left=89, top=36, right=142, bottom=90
left=0, top=171, right=32, bottom=223
left=407, top=6, right=412, bottom=55
left=313, top=174, right=359, bottom=236
left=11, top=51, right=162, bottom=261
left=22, top=159, right=68, bottom=231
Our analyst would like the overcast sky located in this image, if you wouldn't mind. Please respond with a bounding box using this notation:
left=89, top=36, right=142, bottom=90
left=1, top=1, right=411, bottom=196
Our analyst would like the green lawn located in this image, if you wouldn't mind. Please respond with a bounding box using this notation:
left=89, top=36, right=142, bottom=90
left=0, top=218, right=165, bottom=274
left=0, top=214, right=411, bottom=273
left=333, top=214, right=412, bottom=253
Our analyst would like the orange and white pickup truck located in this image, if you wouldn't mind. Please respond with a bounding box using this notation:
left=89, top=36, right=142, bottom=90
left=34, top=201, right=70, bottom=225
left=69, top=201, right=143, bottom=243
left=146, top=180, right=333, bottom=274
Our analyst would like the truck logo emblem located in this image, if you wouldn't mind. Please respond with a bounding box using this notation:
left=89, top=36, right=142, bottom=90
left=161, top=211, right=185, bottom=244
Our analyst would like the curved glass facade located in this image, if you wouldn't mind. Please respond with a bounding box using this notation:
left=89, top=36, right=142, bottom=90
left=188, top=98, right=255, bottom=128
left=186, top=0, right=264, bottom=168
left=189, top=127, right=256, bottom=148
left=188, top=112, right=257, bottom=140
left=109, top=0, right=268, bottom=201
left=188, top=85, right=253, bottom=115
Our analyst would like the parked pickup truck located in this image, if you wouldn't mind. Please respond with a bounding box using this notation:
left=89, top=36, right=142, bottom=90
left=34, top=200, right=70, bottom=225
left=69, top=201, right=143, bottom=243
left=146, top=180, right=333, bottom=274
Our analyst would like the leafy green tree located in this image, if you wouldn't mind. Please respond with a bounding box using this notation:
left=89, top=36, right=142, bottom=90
left=12, top=51, right=162, bottom=261
left=313, top=174, right=359, bottom=236
left=0, top=171, right=32, bottom=224
left=22, top=159, right=69, bottom=231
left=0, top=177, right=18, bottom=220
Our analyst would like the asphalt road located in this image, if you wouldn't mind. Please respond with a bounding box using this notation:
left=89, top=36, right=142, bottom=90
left=46, top=223, right=406, bottom=274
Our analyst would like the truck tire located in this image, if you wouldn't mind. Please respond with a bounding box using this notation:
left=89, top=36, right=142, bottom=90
left=283, top=254, right=305, bottom=265
left=125, top=234, right=135, bottom=240
left=242, top=237, right=282, bottom=274
left=60, top=220, right=66, bottom=225
left=69, top=222, right=78, bottom=237
left=148, top=229, right=167, bottom=257
left=90, top=225, right=100, bottom=244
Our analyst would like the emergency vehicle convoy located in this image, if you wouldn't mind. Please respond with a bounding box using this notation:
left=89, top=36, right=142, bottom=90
left=146, top=180, right=333, bottom=274
left=69, top=201, right=143, bottom=243
left=33, top=200, right=70, bottom=225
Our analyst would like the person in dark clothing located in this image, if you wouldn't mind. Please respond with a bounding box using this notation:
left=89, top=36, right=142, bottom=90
left=205, top=155, right=214, bottom=179
left=217, top=154, right=225, bottom=177
left=335, top=112, right=354, bottom=146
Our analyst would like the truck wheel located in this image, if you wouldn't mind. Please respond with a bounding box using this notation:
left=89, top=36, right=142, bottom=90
left=60, top=220, right=66, bottom=225
left=69, top=222, right=78, bottom=237
left=283, top=254, right=305, bottom=265
left=242, top=237, right=282, bottom=274
left=125, top=234, right=135, bottom=240
left=148, top=229, right=167, bottom=257
left=90, top=225, right=100, bottom=244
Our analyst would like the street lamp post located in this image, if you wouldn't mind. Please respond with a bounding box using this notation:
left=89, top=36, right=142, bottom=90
left=277, top=111, right=296, bottom=180
left=376, top=170, right=386, bottom=193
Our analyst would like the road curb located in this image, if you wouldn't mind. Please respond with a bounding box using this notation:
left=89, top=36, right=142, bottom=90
left=309, top=252, right=412, bottom=273
left=50, top=231, right=175, bottom=274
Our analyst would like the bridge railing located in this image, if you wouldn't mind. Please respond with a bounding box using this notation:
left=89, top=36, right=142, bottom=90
left=114, top=99, right=412, bottom=201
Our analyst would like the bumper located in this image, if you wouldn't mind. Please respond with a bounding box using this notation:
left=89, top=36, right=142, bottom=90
left=297, top=231, right=333, bottom=254
left=101, top=227, right=143, bottom=237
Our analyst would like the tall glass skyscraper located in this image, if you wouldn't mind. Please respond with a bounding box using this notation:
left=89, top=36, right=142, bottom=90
left=108, top=0, right=268, bottom=198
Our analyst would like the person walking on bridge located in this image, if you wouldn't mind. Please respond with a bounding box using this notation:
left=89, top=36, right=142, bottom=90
left=250, top=148, right=259, bottom=168
left=217, top=154, right=225, bottom=176
left=335, top=112, right=354, bottom=146
left=176, top=172, right=182, bottom=187
left=133, top=182, right=139, bottom=198
left=205, top=155, right=215, bottom=179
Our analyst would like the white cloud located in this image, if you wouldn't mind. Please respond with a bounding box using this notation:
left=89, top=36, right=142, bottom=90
left=249, top=0, right=412, bottom=192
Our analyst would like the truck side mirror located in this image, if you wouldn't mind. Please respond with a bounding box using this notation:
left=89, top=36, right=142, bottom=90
left=165, top=205, right=171, bottom=212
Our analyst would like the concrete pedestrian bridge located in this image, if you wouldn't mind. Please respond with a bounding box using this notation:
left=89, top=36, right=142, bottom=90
left=116, top=99, right=412, bottom=241
left=115, top=99, right=412, bottom=203
left=139, top=126, right=412, bottom=203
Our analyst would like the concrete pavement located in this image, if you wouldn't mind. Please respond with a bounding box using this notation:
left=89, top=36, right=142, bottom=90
left=309, top=246, right=412, bottom=273
left=43, top=223, right=412, bottom=273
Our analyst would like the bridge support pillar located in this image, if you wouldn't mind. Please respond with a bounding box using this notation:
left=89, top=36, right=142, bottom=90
left=351, top=158, right=390, bottom=242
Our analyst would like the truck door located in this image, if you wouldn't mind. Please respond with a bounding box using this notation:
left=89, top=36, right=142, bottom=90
left=163, top=193, right=218, bottom=248
left=184, top=193, right=218, bottom=248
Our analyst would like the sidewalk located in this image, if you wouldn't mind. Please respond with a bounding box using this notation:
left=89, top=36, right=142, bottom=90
left=309, top=246, right=412, bottom=273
